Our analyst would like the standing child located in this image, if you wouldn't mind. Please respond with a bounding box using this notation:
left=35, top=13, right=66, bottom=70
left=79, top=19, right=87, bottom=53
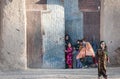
left=96, top=41, right=109, bottom=79
left=65, top=34, right=72, bottom=68
left=65, top=42, right=73, bottom=69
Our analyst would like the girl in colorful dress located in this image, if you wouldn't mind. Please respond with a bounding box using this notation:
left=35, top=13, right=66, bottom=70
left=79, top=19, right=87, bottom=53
left=65, top=34, right=72, bottom=68
left=65, top=42, right=73, bottom=69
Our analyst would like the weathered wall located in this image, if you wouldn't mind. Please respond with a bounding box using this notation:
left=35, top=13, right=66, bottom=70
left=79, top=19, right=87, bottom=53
left=65, top=0, right=83, bottom=44
left=0, top=1, right=2, bottom=62
left=0, top=6, right=1, bottom=28
left=42, top=0, right=65, bottom=68
left=0, top=1, right=1, bottom=28
left=101, top=0, right=120, bottom=66
left=0, top=0, right=26, bottom=70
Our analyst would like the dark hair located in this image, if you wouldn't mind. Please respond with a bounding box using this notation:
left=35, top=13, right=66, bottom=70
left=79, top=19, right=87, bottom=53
left=77, top=40, right=80, bottom=42
left=65, top=34, right=70, bottom=37
left=65, top=34, right=68, bottom=37
left=79, top=40, right=83, bottom=42
left=82, top=37, right=86, bottom=41
left=100, top=41, right=107, bottom=51
left=65, top=34, right=69, bottom=40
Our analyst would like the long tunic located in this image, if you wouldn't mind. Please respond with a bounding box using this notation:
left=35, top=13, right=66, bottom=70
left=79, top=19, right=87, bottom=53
left=96, top=49, right=108, bottom=77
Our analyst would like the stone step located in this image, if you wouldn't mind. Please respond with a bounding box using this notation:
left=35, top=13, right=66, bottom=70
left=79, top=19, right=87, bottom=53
left=0, top=67, right=120, bottom=79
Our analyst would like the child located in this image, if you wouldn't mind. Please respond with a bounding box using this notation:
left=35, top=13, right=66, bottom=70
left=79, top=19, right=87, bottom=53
left=76, top=40, right=83, bottom=68
left=74, top=40, right=80, bottom=51
left=96, top=41, right=109, bottom=79
left=65, top=42, right=73, bottom=69
left=65, top=34, right=72, bottom=68
left=76, top=38, right=95, bottom=68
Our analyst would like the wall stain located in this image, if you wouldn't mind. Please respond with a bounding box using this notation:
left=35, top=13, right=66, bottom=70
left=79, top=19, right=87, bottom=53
left=0, top=0, right=4, bottom=65
left=3, top=0, right=13, bottom=5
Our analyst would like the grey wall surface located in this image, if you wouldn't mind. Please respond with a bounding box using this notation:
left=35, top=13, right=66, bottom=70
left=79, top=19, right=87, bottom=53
left=65, top=0, right=83, bottom=44
left=0, top=1, right=1, bottom=28
left=0, top=1, right=2, bottom=63
left=101, top=0, right=120, bottom=65
left=41, top=0, right=65, bottom=68
left=0, top=0, right=27, bottom=70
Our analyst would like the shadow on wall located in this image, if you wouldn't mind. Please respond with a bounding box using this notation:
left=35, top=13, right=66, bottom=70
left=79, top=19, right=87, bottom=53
left=0, top=0, right=4, bottom=68
left=36, top=0, right=47, bottom=4
left=110, top=47, right=120, bottom=66
left=0, top=0, right=2, bottom=48
left=1, top=0, right=13, bottom=5
left=35, top=0, right=64, bottom=6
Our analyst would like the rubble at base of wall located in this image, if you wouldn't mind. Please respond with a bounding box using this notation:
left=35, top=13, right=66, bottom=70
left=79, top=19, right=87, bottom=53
left=110, top=47, right=120, bottom=66
left=114, top=47, right=120, bottom=64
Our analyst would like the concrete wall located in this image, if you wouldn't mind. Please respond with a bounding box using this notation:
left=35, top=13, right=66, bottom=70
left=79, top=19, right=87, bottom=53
left=101, top=0, right=120, bottom=65
left=65, top=0, right=83, bottom=44
left=41, top=0, right=65, bottom=68
left=0, top=0, right=26, bottom=70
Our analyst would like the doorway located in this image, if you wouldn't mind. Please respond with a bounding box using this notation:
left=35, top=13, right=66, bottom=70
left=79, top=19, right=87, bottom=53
left=83, top=12, right=100, bottom=43
left=26, top=0, right=65, bottom=69
left=26, top=0, right=47, bottom=68
left=78, top=0, right=100, bottom=43
left=26, top=11, right=43, bottom=68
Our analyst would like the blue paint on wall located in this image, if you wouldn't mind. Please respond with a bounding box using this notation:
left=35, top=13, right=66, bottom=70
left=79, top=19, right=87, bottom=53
left=64, top=0, right=83, bottom=44
left=42, top=0, right=83, bottom=69
left=42, top=0, right=65, bottom=68
left=43, top=46, right=65, bottom=68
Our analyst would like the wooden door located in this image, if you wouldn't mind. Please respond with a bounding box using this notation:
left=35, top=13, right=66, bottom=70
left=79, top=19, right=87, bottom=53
left=27, top=11, right=43, bottom=68
left=26, top=0, right=47, bottom=68
left=83, top=12, right=100, bottom=43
